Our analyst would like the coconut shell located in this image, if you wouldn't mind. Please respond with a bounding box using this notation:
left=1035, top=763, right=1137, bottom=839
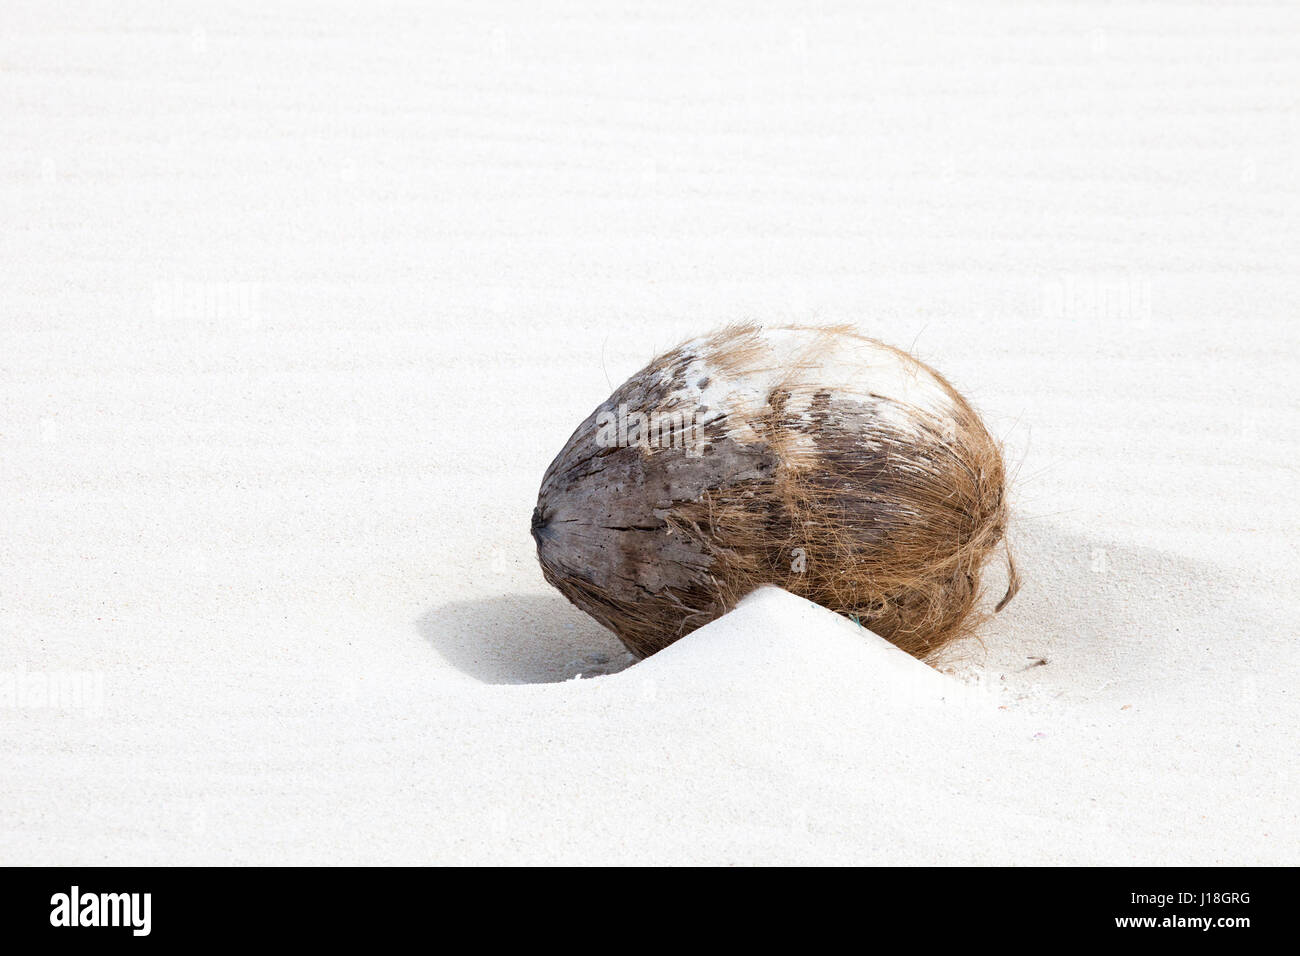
left=532, top=323, right=1017, bottom=660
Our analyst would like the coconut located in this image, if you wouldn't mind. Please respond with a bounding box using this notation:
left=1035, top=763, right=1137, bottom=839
left=531, top=323, right=1018, bottom=660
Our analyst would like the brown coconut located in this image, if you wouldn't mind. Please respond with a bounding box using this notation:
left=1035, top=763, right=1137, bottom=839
left=531, top=323, right=1018, bottom=661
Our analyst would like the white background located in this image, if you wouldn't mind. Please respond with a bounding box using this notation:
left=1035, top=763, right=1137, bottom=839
left=1, top=1, right=1296, bottom=863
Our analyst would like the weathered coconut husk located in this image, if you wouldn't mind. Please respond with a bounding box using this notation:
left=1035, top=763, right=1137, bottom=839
left=532, top=323, right=1018, bottom=661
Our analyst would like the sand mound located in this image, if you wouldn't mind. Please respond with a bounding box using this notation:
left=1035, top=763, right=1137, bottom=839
left=626, top=586, right=967, bottom=707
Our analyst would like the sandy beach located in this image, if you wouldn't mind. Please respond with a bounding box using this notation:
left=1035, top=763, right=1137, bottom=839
left=1, top=1, right=1297, bottom=864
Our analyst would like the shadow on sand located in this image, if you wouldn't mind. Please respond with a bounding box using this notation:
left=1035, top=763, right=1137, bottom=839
left=417, top=591, right=635, bottom=685
left=419, top=521, right=1271, bottom=696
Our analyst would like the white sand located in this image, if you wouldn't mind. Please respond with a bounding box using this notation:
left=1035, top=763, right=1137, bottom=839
left=2, top=1, right=1297, bottom=864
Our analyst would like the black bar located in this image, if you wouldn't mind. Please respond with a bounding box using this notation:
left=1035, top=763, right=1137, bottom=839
left=0, top=867, right=1285, bottom=945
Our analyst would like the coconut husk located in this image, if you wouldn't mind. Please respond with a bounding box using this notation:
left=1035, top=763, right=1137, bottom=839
left=532, top=323, right=1018, bottom=660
